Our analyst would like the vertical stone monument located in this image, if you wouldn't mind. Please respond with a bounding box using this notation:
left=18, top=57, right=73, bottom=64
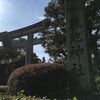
left=66, top=0, right=95, bottom=93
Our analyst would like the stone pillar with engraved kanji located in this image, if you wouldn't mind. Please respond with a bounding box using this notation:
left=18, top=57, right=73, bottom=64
left=66, top=0, right=95, bottom=93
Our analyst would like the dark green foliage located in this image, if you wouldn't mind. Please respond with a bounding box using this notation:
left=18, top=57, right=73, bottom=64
left=41, top=0, right=66, bottom=63
left=7, top=63, right=69, bottom=98
left=42, top=0, right=100, bottom=65
left=0, top=86, right=7, bottom=94
left=0, top=52, right=41, bottom=85
left=86, top=0, right=100, bottom=69
left=0, top=55, right=25, bottom=85
left=32, top=53, right=41, bottom=63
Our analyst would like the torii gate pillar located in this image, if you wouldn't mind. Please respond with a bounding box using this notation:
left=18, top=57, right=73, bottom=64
left=66, top=0, right=95, bottom=93
left=25, top=33, right=33, bottom=64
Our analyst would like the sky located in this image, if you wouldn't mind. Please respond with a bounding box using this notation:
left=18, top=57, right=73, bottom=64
left=0, top=0, right=51, bottom=61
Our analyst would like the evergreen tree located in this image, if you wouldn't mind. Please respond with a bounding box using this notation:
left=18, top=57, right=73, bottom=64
left=42, top=0, right=100, bottom=66
left=86, top=0, right=100, bottom=74
left=42, top=0, right=66, bottom=63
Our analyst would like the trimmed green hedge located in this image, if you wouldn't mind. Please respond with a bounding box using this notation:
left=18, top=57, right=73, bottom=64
left=7, top=63, right=69, bottom=98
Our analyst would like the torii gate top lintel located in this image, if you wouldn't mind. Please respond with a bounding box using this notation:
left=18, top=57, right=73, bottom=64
left=0, top=19, right=50, bottom=41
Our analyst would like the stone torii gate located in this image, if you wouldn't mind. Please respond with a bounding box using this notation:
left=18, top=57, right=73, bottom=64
left=0, top=19, right=49, bottom=64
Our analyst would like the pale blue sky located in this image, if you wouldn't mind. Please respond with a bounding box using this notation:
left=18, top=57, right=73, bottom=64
left=0, top=0, right=51, bottom=61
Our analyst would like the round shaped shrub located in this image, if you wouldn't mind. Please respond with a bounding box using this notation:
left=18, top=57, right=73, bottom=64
left=7, top=63, right=69, bottom=97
